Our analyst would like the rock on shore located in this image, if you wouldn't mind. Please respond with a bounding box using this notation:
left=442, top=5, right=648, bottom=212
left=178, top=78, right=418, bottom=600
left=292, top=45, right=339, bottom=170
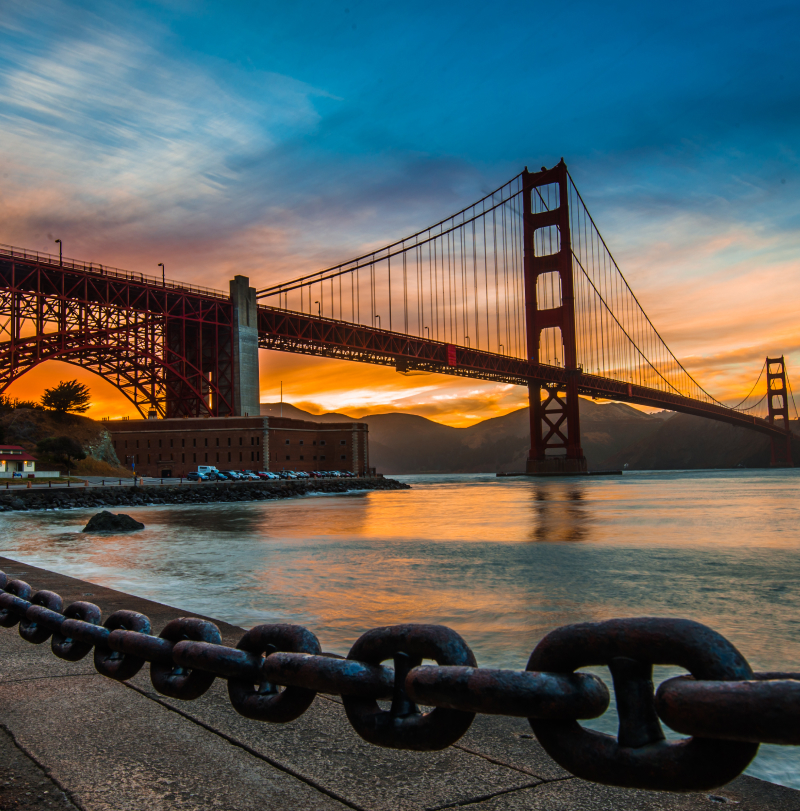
left=83, top=511, right=145, bottom=532
left=0, top=477, right=410, bottom=512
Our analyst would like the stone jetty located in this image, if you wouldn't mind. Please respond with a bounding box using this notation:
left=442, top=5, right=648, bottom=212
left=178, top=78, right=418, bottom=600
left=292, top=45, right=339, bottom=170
left=0, top=477, right=410, bottom=513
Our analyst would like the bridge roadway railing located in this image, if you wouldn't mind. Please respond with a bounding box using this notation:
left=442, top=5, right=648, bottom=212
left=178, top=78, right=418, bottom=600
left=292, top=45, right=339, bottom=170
left=0, top=243, right=228, bottom=301
left=257, top=305, right=784, bottom=438
left=1, top=565, right=799, bottom=793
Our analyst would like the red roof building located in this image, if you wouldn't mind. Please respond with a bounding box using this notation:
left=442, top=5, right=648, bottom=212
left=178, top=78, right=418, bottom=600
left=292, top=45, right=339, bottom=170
left=0, top=445, right=38, bottom=477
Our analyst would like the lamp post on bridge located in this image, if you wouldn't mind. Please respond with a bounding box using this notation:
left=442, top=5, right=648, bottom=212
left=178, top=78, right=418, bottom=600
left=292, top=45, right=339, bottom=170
left=465, top=336, right=470, bottom=349
left=158, top=262, right=165, bottom=287
left=375, top=315, right=381, bottom=329
left=54, top=239, right=62, bottom=267
left=314, top=300, right=320, bottom=317
left=424, top=326, right=429, bottom=339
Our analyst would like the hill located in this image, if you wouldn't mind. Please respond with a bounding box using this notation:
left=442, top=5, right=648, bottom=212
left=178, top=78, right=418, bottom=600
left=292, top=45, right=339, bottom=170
left=261, top=400, right=798, bottom=473
left=0, top=408, right=129, bottom=476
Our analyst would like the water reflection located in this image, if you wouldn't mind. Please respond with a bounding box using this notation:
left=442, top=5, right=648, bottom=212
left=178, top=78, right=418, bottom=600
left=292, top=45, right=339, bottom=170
left=529, top=484, right=591, bottom=543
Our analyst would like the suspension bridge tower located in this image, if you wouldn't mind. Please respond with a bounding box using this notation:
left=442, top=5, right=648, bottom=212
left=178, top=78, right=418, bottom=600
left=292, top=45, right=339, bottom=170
left=523, top=161, right=588, bottom=474
left=767, top=356, right=794, bottom=467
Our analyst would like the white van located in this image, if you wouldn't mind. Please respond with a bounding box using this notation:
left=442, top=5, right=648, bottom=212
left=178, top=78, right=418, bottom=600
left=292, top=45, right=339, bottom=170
left=197, top=465, right=219, bottom=476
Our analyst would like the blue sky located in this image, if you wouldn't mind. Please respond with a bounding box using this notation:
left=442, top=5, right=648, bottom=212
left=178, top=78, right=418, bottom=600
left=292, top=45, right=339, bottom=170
left=2, top=0, right=799, bottom=422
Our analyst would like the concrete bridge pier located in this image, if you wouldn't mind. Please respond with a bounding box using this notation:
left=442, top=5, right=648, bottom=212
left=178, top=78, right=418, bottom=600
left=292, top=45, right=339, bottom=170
left=230, top=275, right=261, bottom=417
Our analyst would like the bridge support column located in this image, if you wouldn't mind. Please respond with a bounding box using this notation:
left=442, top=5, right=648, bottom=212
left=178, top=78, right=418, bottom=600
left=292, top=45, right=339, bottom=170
left=230, top=275, right=261, bottom=417
left=767, top=355, right=794, bottom=467
left=523, top=161, right=587, bottom=475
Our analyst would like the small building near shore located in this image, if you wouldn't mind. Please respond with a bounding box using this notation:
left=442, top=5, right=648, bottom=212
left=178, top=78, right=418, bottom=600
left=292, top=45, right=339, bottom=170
left=0, top=445, right=57, bottom=478
left=106, top=415, right=371, bottom=478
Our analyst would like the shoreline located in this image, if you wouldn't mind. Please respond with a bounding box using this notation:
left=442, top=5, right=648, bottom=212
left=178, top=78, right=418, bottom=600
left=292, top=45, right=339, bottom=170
left=0, top=476, right=410, bottom=513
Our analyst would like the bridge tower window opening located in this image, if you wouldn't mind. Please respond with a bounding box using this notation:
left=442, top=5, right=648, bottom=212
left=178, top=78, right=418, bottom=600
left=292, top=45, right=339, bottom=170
left=538, top=327, right=564, bottom=367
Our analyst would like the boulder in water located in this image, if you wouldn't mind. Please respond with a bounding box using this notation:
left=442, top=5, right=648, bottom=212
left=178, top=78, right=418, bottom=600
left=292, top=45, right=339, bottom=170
left=83, top=511, right=144, bottom=533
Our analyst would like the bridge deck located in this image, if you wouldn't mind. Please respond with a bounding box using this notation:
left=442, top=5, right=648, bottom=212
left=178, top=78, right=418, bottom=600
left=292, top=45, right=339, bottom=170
left=257, top=306, right=784, bottom=437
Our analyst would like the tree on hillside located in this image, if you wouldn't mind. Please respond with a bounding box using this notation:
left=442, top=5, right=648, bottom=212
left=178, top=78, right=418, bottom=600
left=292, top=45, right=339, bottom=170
left=36, top=436, right=86, bottom=465
left=41, top=380, right=91, bottom=414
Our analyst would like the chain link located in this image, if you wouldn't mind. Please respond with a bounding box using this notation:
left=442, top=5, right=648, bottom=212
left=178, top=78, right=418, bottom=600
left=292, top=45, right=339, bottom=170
left=0, top=569, right=797, bottom=792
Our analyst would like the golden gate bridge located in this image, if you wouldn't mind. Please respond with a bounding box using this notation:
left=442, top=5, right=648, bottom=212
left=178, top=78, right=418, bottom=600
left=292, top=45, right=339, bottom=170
left=0, top=161, right=795, bottom=470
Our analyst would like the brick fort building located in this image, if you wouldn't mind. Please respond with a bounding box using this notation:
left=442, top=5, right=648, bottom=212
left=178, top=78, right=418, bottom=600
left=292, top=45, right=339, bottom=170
left=107, top=416, right=370, bottom=478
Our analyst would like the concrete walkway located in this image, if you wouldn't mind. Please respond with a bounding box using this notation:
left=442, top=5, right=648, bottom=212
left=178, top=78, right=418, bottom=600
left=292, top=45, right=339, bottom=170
left=0, top=556, right=797, bottom=811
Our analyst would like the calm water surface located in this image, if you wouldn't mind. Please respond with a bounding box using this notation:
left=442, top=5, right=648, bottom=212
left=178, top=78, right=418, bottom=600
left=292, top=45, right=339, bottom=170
left=1, top=469, right=799, bottom=788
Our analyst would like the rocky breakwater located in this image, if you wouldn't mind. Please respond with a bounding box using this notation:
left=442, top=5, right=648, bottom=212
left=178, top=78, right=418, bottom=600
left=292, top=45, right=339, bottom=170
left=0, top=477, right=410, bottom=512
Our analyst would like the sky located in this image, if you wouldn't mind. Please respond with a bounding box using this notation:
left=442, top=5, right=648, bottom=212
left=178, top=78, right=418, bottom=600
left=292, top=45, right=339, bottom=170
left=1, top=0, right=798, bottom=425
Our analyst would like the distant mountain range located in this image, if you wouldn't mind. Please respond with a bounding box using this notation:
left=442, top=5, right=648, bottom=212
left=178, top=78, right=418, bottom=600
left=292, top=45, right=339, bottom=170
left=261, top=401, right=800, bottom=474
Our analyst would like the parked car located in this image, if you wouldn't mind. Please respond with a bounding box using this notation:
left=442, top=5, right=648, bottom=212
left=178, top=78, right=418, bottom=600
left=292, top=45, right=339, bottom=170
left=258, top=471, right=279, bottom=480
left=186, top=472, right=206, bottom=481
left=197, top=465, right=219, bottom=477
left=242, top=472, right=260, bottom=481
left=220, top=470, right=241, bottom=480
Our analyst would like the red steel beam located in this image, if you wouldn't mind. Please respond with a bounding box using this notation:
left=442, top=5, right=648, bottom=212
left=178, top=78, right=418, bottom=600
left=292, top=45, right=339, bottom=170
left=258, top=306, right=785, bottom=438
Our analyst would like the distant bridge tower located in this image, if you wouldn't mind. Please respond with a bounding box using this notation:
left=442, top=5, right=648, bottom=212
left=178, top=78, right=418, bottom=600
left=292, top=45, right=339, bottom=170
left=766, top=356, right=794, bottom=467
left=523, top=161, right=587, bottom=474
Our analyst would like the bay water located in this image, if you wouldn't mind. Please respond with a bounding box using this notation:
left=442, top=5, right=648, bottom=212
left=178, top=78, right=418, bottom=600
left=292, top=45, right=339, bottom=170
left=1, top=469, right=798, bottom=788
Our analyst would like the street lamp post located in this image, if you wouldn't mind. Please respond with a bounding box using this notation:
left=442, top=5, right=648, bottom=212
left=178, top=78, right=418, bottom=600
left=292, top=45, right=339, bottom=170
left=157, top=262, right=165, bottom=287
left=314, top=300, right=321, bottom=317
left=54, top=239, right=62, bottom=266
left=126, top=455, right=137, bottom=486
left=424, top=326, right=429, bottom=339
left=375, top=315, right=381, bottom=329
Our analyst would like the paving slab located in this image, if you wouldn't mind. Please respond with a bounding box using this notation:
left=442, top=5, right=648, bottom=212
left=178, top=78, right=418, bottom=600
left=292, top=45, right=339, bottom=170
left=453, top=713, right=572, bottom=781
left=461, top=774, right=800, bottom=811
left=0, top=555, right=798, bottom=811
left=0, top=676, right=350, bottom=811
left=130, top=680, right=541, bottom=811
left=0, top=725, right=79, bottom=811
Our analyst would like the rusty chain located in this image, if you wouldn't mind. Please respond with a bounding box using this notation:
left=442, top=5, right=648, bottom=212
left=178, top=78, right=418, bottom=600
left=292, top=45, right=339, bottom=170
left=1, top=568, right=799, bottom=792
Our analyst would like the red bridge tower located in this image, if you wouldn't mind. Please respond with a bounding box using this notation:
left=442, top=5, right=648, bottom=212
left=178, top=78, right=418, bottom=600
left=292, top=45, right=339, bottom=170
left=767, top=356, right=794, bottom=467
left=523, top=161, right=587, bottom=474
